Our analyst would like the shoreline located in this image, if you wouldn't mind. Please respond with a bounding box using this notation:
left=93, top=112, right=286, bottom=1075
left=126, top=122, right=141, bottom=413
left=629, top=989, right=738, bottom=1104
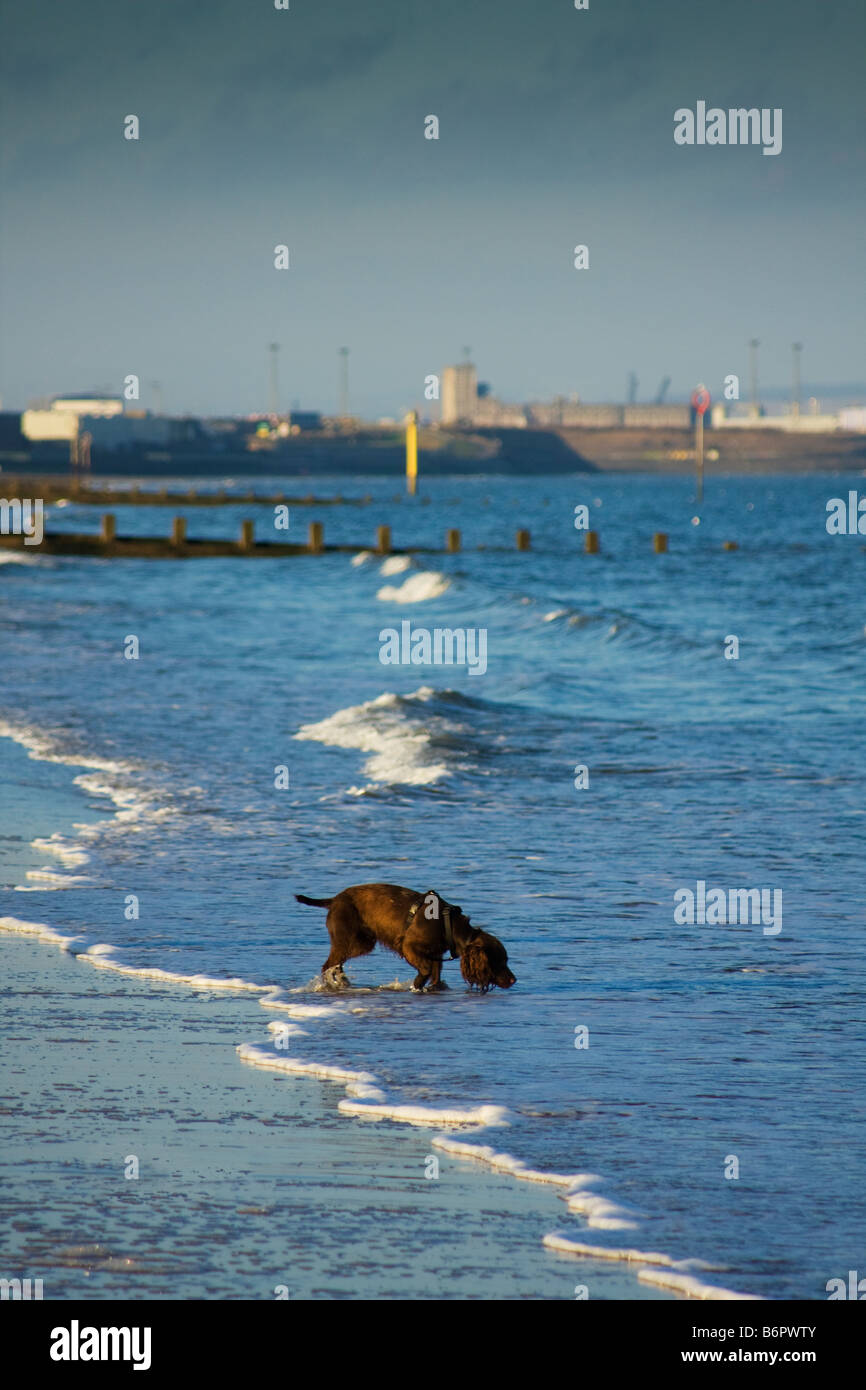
left=0, top=726, right=760, bottom=1300
left=3, top=435, right=866, bottom=481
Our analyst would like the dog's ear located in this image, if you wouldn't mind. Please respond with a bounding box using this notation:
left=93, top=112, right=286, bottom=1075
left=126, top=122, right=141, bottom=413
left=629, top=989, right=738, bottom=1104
left=460, top=940, right=495, bottom=992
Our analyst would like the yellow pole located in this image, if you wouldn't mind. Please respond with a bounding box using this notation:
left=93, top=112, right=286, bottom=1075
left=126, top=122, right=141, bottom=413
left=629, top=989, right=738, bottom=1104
left=406, top=410, right=418, bottom=495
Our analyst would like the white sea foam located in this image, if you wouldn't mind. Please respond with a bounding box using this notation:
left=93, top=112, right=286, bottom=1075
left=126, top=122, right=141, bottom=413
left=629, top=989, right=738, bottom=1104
left=430, top=1136, right=602, bottom=1189
left=266, top=1020, right=308, bottom=1041
left=296, top=974, right=413, bottom=993
left=637, top=1267, right=762, bottom=1301
left=351, top=550, right=374, bottom=566
left=295, top=688, right=451, bottom=786
left=78, top=942, right=271, bottom=992
left=565, top=1188, right=642, bottom=1230
left=0, top=717, right=170, bottom=839
left=376, top=571, right=450, bottom=603
left=379, top=555, right=412, bottom=576
left=542, top=1233, right=756, bottom=1298
left=31, top=835, right=90, bottom=868
left=0, top=914, right=83, bottom=949
left=0, top=551, right=44, bottom=565
left=345, top=1082, right=388, bottom=1101
left=20, top=868, right=92, bottom=889
left=237, top=1043, right=377, bottom=1085
left=337, top=1098, right=509, bottom=1127
left=260, top=997, right=342, bottom=1018
left=543, top=1233, right=681, bottom=1265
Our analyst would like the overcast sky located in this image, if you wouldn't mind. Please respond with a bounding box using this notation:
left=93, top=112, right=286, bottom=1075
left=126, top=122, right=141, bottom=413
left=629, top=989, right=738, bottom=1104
left=1, top=0, right=863, bottom=418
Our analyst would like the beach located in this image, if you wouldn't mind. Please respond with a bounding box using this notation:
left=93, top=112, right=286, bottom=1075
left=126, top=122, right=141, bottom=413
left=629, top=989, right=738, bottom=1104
left=0, top=741, right=671, bottom=1300
left=1, top=471, right=864, bottom=1301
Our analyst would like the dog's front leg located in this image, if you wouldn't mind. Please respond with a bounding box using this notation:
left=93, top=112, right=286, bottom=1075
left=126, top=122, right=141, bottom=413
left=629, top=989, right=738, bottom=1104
left=426, top=959, right=448, bottom=991
left=404, top=946, right=434, bottom=992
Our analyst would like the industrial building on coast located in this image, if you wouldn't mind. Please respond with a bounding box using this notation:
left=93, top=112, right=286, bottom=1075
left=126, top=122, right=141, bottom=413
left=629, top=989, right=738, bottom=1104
left=1, top=369, right=864, bottom=479
left=439, top=361, right=866, bottom=433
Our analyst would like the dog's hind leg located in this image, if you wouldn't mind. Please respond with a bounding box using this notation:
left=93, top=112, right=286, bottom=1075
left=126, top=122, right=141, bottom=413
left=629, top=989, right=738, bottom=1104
left=321, top=900, right=375, bottom=988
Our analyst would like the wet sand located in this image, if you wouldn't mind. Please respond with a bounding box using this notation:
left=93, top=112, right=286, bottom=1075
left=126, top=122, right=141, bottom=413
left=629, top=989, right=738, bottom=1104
left=0, top=930, right=669, bottom=1299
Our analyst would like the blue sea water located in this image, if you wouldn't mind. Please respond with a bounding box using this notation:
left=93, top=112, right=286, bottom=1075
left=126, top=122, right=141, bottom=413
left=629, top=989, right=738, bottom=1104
left=1, top=470, right=864, bottom=1299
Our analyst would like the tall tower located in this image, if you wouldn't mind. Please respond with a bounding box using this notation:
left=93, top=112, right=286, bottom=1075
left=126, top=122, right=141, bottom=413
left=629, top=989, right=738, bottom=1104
left=441, top=361, right=478, bottom=425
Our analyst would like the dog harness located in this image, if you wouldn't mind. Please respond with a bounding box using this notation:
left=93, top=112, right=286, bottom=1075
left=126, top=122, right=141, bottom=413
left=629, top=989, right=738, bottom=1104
left=405, top=892, right=458, bottom=959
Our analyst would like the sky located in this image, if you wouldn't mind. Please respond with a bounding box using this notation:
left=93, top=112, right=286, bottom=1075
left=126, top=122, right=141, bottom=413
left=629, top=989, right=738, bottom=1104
left=0, top=0, right=863, bottom=419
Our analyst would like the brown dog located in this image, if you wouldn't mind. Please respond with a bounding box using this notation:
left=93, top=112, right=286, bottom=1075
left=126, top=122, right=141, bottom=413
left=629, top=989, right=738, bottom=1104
left=296, top=883, right=516, bottom=993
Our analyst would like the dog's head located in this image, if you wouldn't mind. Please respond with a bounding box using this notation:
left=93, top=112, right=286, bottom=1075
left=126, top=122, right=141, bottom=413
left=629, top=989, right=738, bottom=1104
left=459, top=929, right=516, bottom=992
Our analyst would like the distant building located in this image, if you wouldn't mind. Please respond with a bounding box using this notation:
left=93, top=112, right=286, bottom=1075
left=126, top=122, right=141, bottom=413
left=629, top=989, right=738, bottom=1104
left=711, top=403, right=841, bottom=432
left=289, top=411, right=323, bottom=431
left=471, top=396, right=528, bottom=427
left=83, top=413, right=173, bottom=448
left=441, top=364, right=703, bottom=430
left=837, top=407, right=866, bottom=432
left=50, top=396, right=124, bottom=418
left=528, top=402, right=691, bottom=428
left=21, top=395, right=124, bottom=442
left=441, top=363, right=478, bottom=425
left=623, top=404, right=692, bottom=429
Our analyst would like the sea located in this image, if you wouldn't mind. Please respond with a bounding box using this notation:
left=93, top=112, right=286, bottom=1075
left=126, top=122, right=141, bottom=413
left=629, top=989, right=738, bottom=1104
left=1, top=470, right=864, bottom=1300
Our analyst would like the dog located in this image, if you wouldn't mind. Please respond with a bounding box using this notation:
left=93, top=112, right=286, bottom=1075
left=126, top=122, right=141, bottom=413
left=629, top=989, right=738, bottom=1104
left=295, top=882, right=516, bottom=993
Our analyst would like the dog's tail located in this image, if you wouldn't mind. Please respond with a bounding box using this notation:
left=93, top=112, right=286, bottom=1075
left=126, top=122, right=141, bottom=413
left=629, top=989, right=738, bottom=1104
left=295, top=894, right=334, bottom=909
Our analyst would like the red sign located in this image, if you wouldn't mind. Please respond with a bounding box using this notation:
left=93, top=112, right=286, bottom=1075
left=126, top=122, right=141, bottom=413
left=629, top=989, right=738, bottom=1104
left=691, top=386, right=711, bottom=415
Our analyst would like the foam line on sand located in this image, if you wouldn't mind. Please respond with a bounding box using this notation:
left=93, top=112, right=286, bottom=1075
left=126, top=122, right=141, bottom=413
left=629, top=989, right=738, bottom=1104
left=236, top=1042, right=377, bottom=1085
left=637, top=1267, right=763, bottom=1301
left=542, top=1233, right=761, bottom=1300
left=0, top=914, right=83, bottom=950
left=78, top=942, right=271, bottom=992
left=431, top=1135, right=602, bottom=1188
left=338, top=1098, right=509, bottom=1127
